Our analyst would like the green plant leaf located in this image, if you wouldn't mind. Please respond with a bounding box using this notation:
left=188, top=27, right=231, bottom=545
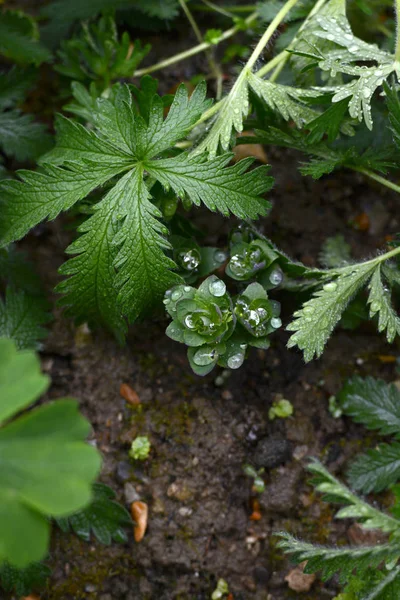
left=57, top=483, right=132, bottom=544
left=0, top=338, right=101, bottom=567
left=338, top=377, right=400, bottom=436
left=0, top=288, right=50, bottom=350
left=0, top=67, right=36, bottom=110
left=348, top=442, right=400, bottom=493
left=367, top=266, right=400, bottom=343
left=287, top=262, right=377, bottom=361
left=319, top=235, right=351, bottom=268
left=0, top=10, right=51, bottom=65
left=0, top=110, right=52, bottom=162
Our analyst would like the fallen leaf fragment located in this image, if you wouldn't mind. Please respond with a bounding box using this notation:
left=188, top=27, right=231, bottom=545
left=378, top=354, right=396, bottom=363
left=120, top=383, right=140, bottom=406
left=22, top=596, right=40, bottom=600
left=131, top=501, right=148, bottom=542
left=285, top=561, right=316, bottom=592
left=233, top=132, right=268, bottom=164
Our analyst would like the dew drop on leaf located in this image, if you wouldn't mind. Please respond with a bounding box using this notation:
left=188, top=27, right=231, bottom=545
left=323, top=282, right=338, bottom=292
left=227, top=353, right=244, bottom=369
left=193, top=348, right=216, bottom=366
left=171, top=288, right=183, bottom=301
left=209, top=278, right=226, bottom=297
left=269, top=268, right=283, bottom=286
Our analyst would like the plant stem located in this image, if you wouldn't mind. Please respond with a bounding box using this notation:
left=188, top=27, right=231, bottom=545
left=395, top=0, right=400, bottom=61
left=200, top=0, right=235, bottom=19
left=178, top=0, right=223, bottom=98
left=245, top=0, right=301, bottom=71
left=134, top=11, right=258, bottom=78
left=259, top=0, right=328, bottom=80
left=192, top=3, right=256, bottom=13
left=352, top=166, right=400, bottom=195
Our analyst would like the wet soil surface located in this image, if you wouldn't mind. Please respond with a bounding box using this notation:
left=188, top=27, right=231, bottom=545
left=8, top=146, right=399, bottom=600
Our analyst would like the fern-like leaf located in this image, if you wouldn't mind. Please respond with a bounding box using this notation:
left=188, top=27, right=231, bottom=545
left=367, top=266, right=400, bottom=343
left=287, top=262, right=376, bottom=361
left=338, top=376, right=400, bottom=436
left=348, top=443, right=400, bottom=494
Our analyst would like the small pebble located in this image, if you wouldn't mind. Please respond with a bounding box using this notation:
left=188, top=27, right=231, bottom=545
left=124, top=482, right=140, bottom=504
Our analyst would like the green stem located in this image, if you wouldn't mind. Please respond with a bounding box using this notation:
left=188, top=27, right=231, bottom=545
left=192, top=3, right=256, bottom=13
left=200, top=0, right=235, bottom=19
left=352, top=166, right=400, bottom=195
left=134, top=11, right=258, bottom=77
left=245, top=0, right=301, bottom=71
left=259, top=0, right=328, bottom=80
left=395, top=0, right=400, bottom=61
left=179, top=0, right=203, bottom=43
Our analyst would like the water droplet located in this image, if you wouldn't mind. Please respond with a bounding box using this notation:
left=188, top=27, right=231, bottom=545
left=165, top=289, right=172, bottom=298
left=303, top=305, right=313, bottom=314
left=271, top=317, right=282, bottom=329
left=193, top=348, right=216, bottom=366
left=327, top=34, right=334, bottom=41
left=171, top=288, right=183, bottom=301
left=184, top=286, right=191, bottom=292
left=269, top=268, right=283, bottom=286
left=185, top=314, right=196, bottom=329
left=227, top=353, right=244, bottom=369
left=239, top=343, right=247, bottom=350
left=362, top=88, right=370, bottom=98
left=349, top=45, right=359, bottom=53
left=209, top=278, right=226, bottom=297
left=163, top=298, right=170, bottom=305
left=374, top=69, right=383, bottom=77
left=214, top=250, right=227, bottom=263
left=323, top=282, right=338, bottom=292
left=179, top=249, right=201, bottom=271
left=345, top=33, right=353, bottom=40
left=233, top=108, right=240, bottom=115
left=370, top=300, right=380, bottom=312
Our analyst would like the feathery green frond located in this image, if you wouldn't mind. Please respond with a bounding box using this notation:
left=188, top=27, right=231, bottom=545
left=348, top=443, right=400, bottom=493
left=338, top=377, right=400, bottom=436
left=367, top=266, right=400, bottom=343
left=287, top=262, right=376, bottom=361
left=0, top=10, right=51, bottom=65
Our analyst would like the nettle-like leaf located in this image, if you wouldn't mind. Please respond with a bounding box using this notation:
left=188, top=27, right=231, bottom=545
left=57, top=483, right=132, bottom=545
left=0, top=288, right=50, bottom=350
left=0, top=81, right=272, bottom=338
left=349, top=443, right=400, bottom=494
left=0, top=338, right=101, bottom=567
left=0, top=561, right=51, bottom=596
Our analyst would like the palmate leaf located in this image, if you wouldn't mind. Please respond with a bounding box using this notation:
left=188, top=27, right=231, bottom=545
left=0, top=110, right=52, bottom=162
left=0, top=287, right=50, bottom=350
left=57, top=483, right=132, bottom=544
left=287, top=261, right=377, bottom=361
left=1, top=81, right=272, bottom=336
left=0, top=338, right=101, bottom=567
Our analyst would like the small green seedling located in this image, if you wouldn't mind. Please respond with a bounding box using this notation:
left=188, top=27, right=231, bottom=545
left=268, top=397, right=294, bottom=420
left=129, top=436, right=151, bottom=461
left=211, top=578, right=229, bottom=600
left=243, top=464, right=265, bottom=494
